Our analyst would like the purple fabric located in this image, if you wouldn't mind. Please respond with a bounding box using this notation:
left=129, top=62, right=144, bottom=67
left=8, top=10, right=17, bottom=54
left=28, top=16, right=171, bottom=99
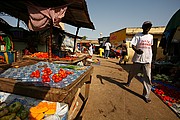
left=27, top=3, right=67, bottom=31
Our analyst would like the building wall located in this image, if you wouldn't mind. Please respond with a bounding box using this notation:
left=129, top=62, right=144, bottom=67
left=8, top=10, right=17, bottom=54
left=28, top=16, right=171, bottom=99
left=110, top=28, right=126, bottom=47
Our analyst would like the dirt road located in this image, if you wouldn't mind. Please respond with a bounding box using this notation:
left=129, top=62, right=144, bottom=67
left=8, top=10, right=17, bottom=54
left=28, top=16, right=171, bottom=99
left=80, top=55, right=179, bottom=120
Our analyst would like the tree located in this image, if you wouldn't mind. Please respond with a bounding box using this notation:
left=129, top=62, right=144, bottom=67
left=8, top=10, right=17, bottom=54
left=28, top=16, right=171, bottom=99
left=82, top=36, right=87, bottom=40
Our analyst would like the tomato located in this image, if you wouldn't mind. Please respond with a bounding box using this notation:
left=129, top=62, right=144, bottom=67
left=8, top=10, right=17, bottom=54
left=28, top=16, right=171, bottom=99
left=30, top=74, right=34, bottom=78
left=42, top=79, right=46, bottom=83
left=63, top=74, right=67, bottom=78
left=54, top=78, right=59, bottom=83
left=41, top=75, right=45, bottom=79
left=66, top=71, right=71, bottom=75
left=46, top=78, right=50, bottom=82
left=36, top=74, right=40, bottom=78
left=44, top=72, right=49, bottom=76
left=44, top=75, right=49, bottom=79
left=52, top=76, right=56, bottom=80
left=58, top=77, right=62, bottom=81
left=46, top=68, right=51, bottom=71
left=48, top=71, right=52, bottom=75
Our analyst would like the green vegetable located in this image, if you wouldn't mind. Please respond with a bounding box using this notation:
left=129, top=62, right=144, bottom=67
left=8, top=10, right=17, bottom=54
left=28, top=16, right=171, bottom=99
left=16, top=105, right=28, bottom=119
left=0, top=113, right=16, bottom=120
left=8, top=102, right=22, bottom=113
left=58, top=65, right=80, bottom=70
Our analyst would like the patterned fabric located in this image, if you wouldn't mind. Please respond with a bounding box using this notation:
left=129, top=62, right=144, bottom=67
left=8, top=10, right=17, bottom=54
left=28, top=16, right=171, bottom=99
left=27, top=3, right=67, bottom=31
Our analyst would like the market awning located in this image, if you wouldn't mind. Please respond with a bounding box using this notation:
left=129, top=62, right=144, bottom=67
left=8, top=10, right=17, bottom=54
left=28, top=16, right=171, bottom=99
left=0, top=0, right=95, bottom=30
left=164, top=9, right=180, bottom=32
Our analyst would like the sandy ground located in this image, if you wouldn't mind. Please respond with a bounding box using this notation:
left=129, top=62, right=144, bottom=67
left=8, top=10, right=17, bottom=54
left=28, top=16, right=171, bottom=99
left=76, top=54, right=179, bottom=120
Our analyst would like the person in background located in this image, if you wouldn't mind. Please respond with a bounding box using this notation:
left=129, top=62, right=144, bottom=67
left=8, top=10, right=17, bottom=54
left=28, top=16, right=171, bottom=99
left=85, top=43, right=93, bottom=65
left=23, top=47, right=32, bottom=55
left=125, top=21, right=153, bottom=103
left=104, top=40, right=111, bottom=59
left=116, top=40, right=128, bottom=64
left=88, top=43, right=93, bottom=57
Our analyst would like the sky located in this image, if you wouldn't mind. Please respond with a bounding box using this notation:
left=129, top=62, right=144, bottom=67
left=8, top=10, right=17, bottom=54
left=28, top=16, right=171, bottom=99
left=0, top=0, right=180, bottom=40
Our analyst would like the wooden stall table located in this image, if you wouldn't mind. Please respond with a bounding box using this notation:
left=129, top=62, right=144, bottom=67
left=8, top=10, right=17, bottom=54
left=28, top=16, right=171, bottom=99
left=23, top=54, right=88, bottom=65
left=0, top=61, right=93, bottom=119
left=53, top=54, right=88, bottom=65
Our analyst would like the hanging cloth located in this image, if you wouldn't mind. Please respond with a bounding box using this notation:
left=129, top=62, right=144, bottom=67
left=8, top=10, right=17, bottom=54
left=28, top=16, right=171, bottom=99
left=3, top=36, right=11, bottom=51
left=27, top=3, right=67, bottom=31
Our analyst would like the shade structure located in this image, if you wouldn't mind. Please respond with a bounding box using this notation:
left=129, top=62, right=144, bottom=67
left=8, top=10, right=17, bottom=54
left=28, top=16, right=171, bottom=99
left=164, top=9, right=180, bottom=32
left=0, top=0, right=95, bottom=61
left=0, top=0, right=95, bottom=30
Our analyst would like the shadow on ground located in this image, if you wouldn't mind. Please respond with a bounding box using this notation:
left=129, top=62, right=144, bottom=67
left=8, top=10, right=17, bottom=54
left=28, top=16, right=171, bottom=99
left=96, top=74, right=144, bottom=100
left=98, top=64, right=120, bottom=70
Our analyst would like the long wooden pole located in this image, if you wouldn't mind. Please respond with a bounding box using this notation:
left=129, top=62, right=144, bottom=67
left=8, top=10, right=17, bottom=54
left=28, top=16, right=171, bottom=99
left=73, top=27, right=80, bottom=54
left=48, top=20, right=53, bottom=62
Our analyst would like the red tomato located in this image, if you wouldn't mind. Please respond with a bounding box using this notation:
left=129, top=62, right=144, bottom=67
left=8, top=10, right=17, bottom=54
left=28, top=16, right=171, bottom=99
left=30, top=74, right=34, bottom=78
left=36, top=74, right=40, bottom=78
left=46, top=68, right=51, bottom=72
left=52, top=76, right=56, bottom=80
left=58, top=77, right=62, bottom=81
left=54, top=78, right=59, bottom=83
left=42, top=79, right=46, bottom=83
left=48, top=71, right=52, bottom=75
left=63, top=74, right=67, bottom=78
left=41, top=75, right=45, bottom=79
left=44, top=75, right=48, bottom=79
left=46, top=78, right=50, bottom=82
left=43, top=72, right=48, bottom=76
left=66, top=71, right=71, bottom=75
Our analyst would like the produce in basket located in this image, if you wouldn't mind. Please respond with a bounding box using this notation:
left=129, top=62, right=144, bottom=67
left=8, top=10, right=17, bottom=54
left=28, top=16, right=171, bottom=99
left=0, top=101, right=29, bottom=120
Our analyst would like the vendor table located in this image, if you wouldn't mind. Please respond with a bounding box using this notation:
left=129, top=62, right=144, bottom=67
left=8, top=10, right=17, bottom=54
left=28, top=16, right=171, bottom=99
left=0, top=61, right=93, bottom=119
left=23, top=54, right=88, bottom=65
left=53, top=55, right=87, bottom=65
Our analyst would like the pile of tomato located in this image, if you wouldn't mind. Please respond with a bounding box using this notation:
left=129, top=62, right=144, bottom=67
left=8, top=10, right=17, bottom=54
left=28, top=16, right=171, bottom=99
left=30, top=67, right=73, bottom=83
left=30, top=52, right=60, bottom=59
left=30, top=70, right=40, bottom=78
left=52, top=68, right=73, bottom=83
left=152, top=84, right=180, bottom=106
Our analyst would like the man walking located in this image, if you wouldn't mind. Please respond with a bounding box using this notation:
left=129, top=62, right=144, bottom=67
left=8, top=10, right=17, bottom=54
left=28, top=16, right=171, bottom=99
left=125, top=21, right=153, bottom=103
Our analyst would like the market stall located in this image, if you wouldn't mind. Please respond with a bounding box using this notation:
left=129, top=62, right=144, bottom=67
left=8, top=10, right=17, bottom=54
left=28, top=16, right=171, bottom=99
left=0, top=61, right=93, bottom=119
left=152, top=9, right=180, bottom=117
left=0, top=1, right=95, bottom=119
left=22, top=52, right=88, bottom=65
